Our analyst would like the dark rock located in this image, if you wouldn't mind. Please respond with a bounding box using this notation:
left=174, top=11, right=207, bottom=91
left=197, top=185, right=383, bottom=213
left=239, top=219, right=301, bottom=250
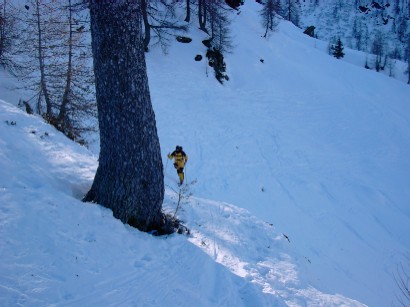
left=303, top=26, right=315, bottom=37
left=202, top=39, right=212, bottom=48
left=176, top=36, right=192, bottom=43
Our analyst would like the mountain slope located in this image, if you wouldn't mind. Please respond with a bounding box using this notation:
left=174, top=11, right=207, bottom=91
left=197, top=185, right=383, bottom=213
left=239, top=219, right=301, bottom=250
left=1, top=1, right=410, bottom=306
left=148, top=2, right=410, bottom=306
left=0, top=98, right=365, bottom=306
left=299, top=0, right=409, bottom=70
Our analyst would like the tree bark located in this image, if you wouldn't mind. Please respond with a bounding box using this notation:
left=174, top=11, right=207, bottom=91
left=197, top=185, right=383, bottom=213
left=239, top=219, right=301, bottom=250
left=85, top=0, right=165, bottom=232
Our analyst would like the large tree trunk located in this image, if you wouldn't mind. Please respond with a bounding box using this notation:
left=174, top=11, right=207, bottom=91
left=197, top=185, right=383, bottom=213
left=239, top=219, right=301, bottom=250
left=85, top=0, right=165, bottom=232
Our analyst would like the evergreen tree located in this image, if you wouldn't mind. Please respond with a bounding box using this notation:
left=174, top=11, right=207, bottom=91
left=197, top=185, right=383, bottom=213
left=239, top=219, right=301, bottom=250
left=332, top=37, right=345, bottom=59
left=85, top=0, right=168, bottom=233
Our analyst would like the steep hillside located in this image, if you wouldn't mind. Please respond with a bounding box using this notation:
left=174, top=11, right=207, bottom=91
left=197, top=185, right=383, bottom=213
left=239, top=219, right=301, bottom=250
left=0, top=94, right=363, bottom=305
left=1, top=1, right=410, bottom=306
left=148, top=2, right=410, bottom=306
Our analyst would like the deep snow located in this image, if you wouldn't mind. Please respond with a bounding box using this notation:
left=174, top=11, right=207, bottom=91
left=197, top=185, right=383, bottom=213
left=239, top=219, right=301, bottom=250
left=1, top=1, right=410, bottom=306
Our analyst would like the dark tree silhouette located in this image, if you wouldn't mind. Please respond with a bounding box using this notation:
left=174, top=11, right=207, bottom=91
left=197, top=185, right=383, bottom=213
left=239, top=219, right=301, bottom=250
left=405, top=34, right=410, bottom=84
left=372, top=31, right=386, bottom=72
left=141, top=0, right=187, bottom=52
left=85, top=0, right=167, bottom=233
left=260, top=0, right=280, bottom=38
left=282, top=0, right=300, bottom=27
left=332, top=37, right=345, bottom=59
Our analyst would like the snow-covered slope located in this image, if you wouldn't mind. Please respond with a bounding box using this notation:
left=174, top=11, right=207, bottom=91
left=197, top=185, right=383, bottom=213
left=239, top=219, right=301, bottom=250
left=299, top=0, right=409, bottom=83
left=1, top=1, right=410, bottom=306
left=149, top=2, right=410, bottom=306
left=299, top=0, right=408, bottom=57
left=0, top=99, right=364, bottom=306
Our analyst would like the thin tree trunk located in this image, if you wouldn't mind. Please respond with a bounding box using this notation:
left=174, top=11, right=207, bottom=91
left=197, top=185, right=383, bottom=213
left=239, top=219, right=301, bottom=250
left=199, top=0, right=207, bottom=32
left=58, top=0, right=73, bottom=124
left=288, top=0, right=291, bottom=21
left=408, top=61, right=410, bottom=84
left=35, top=0, right=52, bottom=116
left=184, top=0, right=190, bottom=22
left=0, top=0, right=5, bottom=60
left=141, top=0, right=150, bottom=51
left=85, top=0, right=165, bottom=232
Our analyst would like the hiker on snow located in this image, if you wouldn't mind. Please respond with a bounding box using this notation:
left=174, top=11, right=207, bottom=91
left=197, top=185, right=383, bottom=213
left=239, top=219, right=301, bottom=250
left=168, top=146, right=188, bottom=185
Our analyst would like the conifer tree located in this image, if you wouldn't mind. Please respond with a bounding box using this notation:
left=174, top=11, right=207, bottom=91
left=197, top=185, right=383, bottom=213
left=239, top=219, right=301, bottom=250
left=332, top=37, right=345, bottom=59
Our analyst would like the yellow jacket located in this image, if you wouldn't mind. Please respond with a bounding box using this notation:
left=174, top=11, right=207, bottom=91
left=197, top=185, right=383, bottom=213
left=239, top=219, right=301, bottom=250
left=168, top=150, right=188, bottom=169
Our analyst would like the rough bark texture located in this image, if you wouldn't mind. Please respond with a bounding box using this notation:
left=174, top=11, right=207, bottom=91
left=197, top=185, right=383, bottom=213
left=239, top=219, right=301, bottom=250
left=85, top=0, right=165, bottom=232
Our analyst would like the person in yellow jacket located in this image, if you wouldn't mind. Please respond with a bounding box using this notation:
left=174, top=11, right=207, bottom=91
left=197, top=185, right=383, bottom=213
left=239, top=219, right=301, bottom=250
left=168, top=145, right=188, bottom=185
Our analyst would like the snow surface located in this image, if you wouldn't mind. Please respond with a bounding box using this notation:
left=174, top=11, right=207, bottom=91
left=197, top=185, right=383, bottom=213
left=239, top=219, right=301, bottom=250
left=1, top=2, right=410, bottom=306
